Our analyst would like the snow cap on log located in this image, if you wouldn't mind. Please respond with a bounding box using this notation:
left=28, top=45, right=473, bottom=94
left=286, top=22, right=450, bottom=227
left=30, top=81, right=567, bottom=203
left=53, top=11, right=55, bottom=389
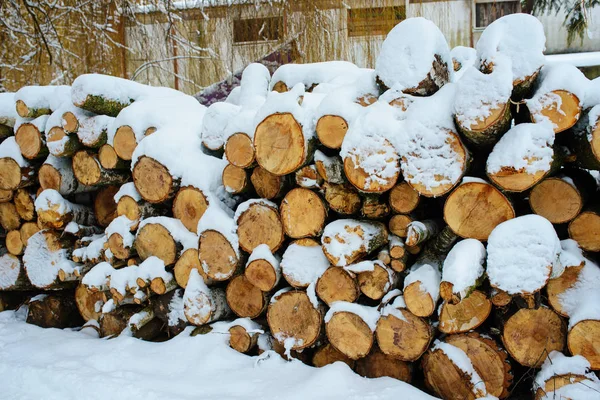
left=24, top=230, right=79, bottom=289
left=0, top=92, right=17, bottom=127
left=376, top=17, right=451, bottom=94
left=487, top=214, right=561, bottom=295
left=441, top=239, right=486, bottom=302
left=450, top=46, right=476, bottom=81
left=15, top=85, right=70, bottom=118
left=476, top=13, right=546, bottom=85
left=201, top=102, right=241, bottom=151
left=270, top=61, right=359, bottom=92
left=281, top=239, right=329, bottom=288
left=238, top=63, right=270, bottom=108
left=321, top=219, right=388, bottom=266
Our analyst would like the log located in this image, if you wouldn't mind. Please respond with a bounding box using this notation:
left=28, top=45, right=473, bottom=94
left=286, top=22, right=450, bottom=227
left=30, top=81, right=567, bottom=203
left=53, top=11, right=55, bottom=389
left=0, top=137, right=36, bottom=191
left=128, top=306, right=164, bottom=340
left=487, top=123, right=563, bottom=193
left=315, top=267, right=359, bottom=306
left=116, top=184, right=162, bottom=230
left=0, top=202, right=20, bottom=231
left=106, top=219, right=136, bottom=260
left=405, top=219, right=442, bottom=247
left=113, top=126, right=137, bottom=161
left=39, top=155, right=92, bottom=195
left=569, top=107, right=600, bottom=170
left=321, top=219, right=388, bottom=266
left=72, top=150, right=129, bottom=187
left=222, top=164, right=250, bottom=195
left=444, top=179, right=515, bottom=240
left=35, top=189, right=96, bottom=230
left=20, top=221, right=39, bottom=245
left=244, top=244, right=281, bottom=292
left=15, top=116, right=49, bottom=159
left=236, top=199, right=284, bottom=253
left=23, top=230, right=79, bottom=289
left=281, top=238, right=330, bottom=289
left=94, top=185, right=119, bottom=227
left=15, top=100, right=50, bottom=119
left=27, top=294, right=83, bottom=329
left=314, top=151, right=345, bottom=184
left=229, top=324, right=261, bottom=354
left=198, top=206, right=243, bottom=282
left=439, top=238, right=486, bottom=304
left=183, top=269, right=231, bottom=326
left=568, top=320, right=600, bottom=370
left=98, top=144, right=128, bottom=170
left=0, top=189, right=13, bottom=203
left=295, top=165, right=323, bottom=189
left=456, top=102, right=511, bottom=148
left=280, top=188, right=327, bottom=238
left=389, top=181, right=420, bottom=214
left=6, top=230, right=24, bottom=255
left=377, top=294, right=432, bottom=361
left=151, top=289, right=187, bottom=337
left=325, top=303, right=376, bottom=360
left=71, top=114, right=113, bottom=149
left=312, top=342, right=355, bottom=369
left=403, top=263, right=440, bottom=318
left=352, top=260, right=396, bottom=301
left=388, top=214, right=413, bottom=238
left=360, top=194, right=390, bottom=220
left=0, top=253, right=33, bottom=290
left=136, top=218, right=194, bottom=266
left=171, top=186, right=208, bottom=233
left=533, top=352, right=600, bottom=399
left=74, top=283, right=107, bottom=322
left=225, top=132, right=255, bottom=168
left=99, top=305, right=140, bottom=337
left=267, top=290, right=323, bottom=352
left=132, top=156, right=179, bottom=203
left=399, top=127, right=468, bottom=197
left=173, top=248, right=214, bottom=288
left=568, top=208, right=600, bottom=252
left=226, top=275, right=268, bottom=318
left=316, top=115, right=349, bottom=150
left=46, top=126, right=80, bottom=157
left=529, top=172, right=593, bottom=224
left=342, top=137, right=400, bottom=193
left=355, top=347, right=412, bottom=382
left=321, top=182, right=361, bottom=215
left=546, top=249, right=585, bottom=317
left=423, top=334, right=512, bottom=399
left=438, top=290, right=492, bottom=334
left=251, top=166, right=290, bottom=199
left=528, top=90, right=581, bottom=134
left=254, top=113, right=313, bottom=176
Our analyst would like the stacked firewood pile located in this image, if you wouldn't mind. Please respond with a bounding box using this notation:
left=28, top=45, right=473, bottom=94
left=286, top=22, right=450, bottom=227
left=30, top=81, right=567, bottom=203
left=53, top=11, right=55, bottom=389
left=1, top=14, right=600, bottom=399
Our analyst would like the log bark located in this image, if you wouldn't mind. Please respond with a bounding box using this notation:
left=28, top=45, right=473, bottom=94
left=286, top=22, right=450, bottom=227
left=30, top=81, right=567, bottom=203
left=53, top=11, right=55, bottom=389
left=72, top=150, right=129, bottom=187
left=360, top=194, right=390, bottom=220
left=314, top=151, right=345, bottom=184
left=502, top=307, right=566, bottom=367
left=456, top=101, right=512, bottom=148
left=236, top=200, right=284, bottom=253
left=569, top=109, right=600, bottom=170
left=225, top=132, right=255, bottom=168
left=133, top=156, right=179, bottom=203
left=251, top=166, right=290, bottom=200
left=46, top=126, right=80, bottom=157
left=322, top=219, right=388, bottom=266
left=254, top=113, right=313, bottom=176
left=444, top=180, right=515, bottom=240
left=27, top=294, right=83, bottom=329
left=222, top=164, right=250, bottom=195
left=280, top=188, right=327, bottom=238
left=321, top=182, right=361, bottom=215
left=226, top=274, right=268, bottom=318
left=405, top=219, right=442, bottom=247
left=377, top=54, right=450, bottom=96
left=316, top=267, right=359, bottom=306
left=267, top=290, right=323, bottom=351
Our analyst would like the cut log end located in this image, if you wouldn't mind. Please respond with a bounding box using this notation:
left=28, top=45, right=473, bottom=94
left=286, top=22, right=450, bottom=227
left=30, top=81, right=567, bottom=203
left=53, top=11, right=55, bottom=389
left=16, top=123, right=45, bottom=159
left=343, top=139, right=399, bottom=193
left=569, top=211, right=600, bottom=252
left=438, top=290, right=492, bottom=334
left=173, top=186, right=209, bottom=233
left=316, top=115, right=349, bottom=149
left=280, top=188, right=326, bottom=239
left=6, top=230, right=24, bottom=255
left=567, top=319, right=600, bottom=370
left=75, top=284, right=106, bottom=322
left=389, top=182, right=420, bottom=214
left=355, top=348, right=412, bottom=382
left=72, top=151, right=101, bottom=186
left=251, top=166, right=287, bottom=199
left=222, top=164, right=249, bottom=195
left=133, top=156, right=175, bottom=203
left=98, top=144, right=122, bottom=170
left=267, top=291, right=322, bottom=351
left=254, top=113, right=306, bottom=176
left=116, top=196, right=141, bottom=225
left=0, top=158, right=23, bottom=191
left=113, top=126, right=137, bottom=161
left=531, top=90, right=581, bottom=133
left=530, top=178, right=583, bottom=224
left=316, top=267, right=359, bottom=306
left=226, top=275, right=267, bottom=319
left=229, top=325, right=259, bottom=354
left=245, top=258, right=279, bottom=292
left=547, top=263, right=585, bottom=317
left=94, top=185, right=119, bottom=227
left=225, top=133, right=255, bottom=168
left=326, top=311, right=373, bottom=360
left=237, top=202, right=284, bottom=253
left=404, top=281, right=436, bottom=318
left=376, top=310, right=431, bottom=362
left=136, top=223, right=178, bottom=266
left=198, top=230, right=239, bottom=281
left=312, top=343, right=355, bottom=369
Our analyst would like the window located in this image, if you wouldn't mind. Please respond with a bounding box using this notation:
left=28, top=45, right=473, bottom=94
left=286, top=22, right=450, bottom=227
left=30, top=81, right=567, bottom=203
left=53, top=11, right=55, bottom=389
left=475, top=1, right=520, bottom=29
left=233, top=17, right=283, bottom=44
left=347, top=7, right=406, bottom=37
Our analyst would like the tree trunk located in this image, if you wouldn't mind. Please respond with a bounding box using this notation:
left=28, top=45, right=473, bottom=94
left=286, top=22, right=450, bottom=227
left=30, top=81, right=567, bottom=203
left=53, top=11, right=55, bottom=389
left=183, top=270, right=231, bottom=326
left=388, top=214, right=413, bottom=238
left=229, top=324, right=260, bottom=354
left=6, top=230, right=24, bottom=255
left=360, top=194, right=390, bottom=219
left=405, top=219, right=442, bottom=247
left=355, top=261, right=397, bottom=301
left=314, top=151, right=345, bottom=184
left=245, top=249, right=281, bottom=292
left=117, top=195, right=163, bottom=230
left=174, top=248, right=214, bottom=288
left=23, top=230, right=78, bottom=289
left=113, top=125, right=138, bottom=161
left=0, top=253, right=33, bottom=290
left=16, top=99, right=50, bottom=119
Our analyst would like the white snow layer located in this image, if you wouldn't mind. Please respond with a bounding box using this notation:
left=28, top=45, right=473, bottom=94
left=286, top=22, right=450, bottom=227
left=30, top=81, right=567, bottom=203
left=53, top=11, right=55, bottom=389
left=376, top=17, right=452, bottom=91
left=475, top=13, right=546, bottom=82
left=270, top=61, right=359, bottom=91
left=404, top=264, right=441, bottom=303
left=558, top=259, right=600, bottom=329
left=114, top=182, right=142, bottom=203
left=15, top=85, right=70, bottom=112
left=487, top=215, right=561, bottom=295
left=535, top=351, right=596, bottom=389
left=0, top=92, right=17, bottom=124
left=450, top=46, right=477, bottom=81
left=0, top=310, right=435, bottom=399
left=23, top=230, right=78, bottom=288
left=486, top=122, right=555, bottom=175
left=0, top=254, right=21, bottom=290
left=281, top=242, right=329, bottom=287
left=0, top=136, right=28, bottom=167
left=442, top=239, right=486, bottom=298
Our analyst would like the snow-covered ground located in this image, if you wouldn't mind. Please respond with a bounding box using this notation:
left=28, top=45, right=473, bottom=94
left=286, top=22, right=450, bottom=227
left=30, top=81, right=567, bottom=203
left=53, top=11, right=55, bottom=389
left=0, top=309, right=434, bottom=400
